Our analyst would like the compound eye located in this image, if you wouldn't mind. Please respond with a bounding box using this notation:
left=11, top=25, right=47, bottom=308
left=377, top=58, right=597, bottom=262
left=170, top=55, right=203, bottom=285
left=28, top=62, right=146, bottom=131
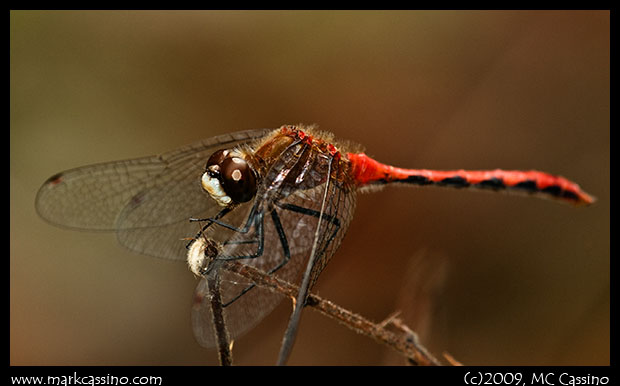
left=206, top=149, right=230, bottom=175
left=220, top=157, right=257, bottom=203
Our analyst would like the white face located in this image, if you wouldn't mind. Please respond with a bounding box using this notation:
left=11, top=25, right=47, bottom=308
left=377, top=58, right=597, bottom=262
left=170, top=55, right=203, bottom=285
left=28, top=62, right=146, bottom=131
left=201, top=172, right=232, bottom=207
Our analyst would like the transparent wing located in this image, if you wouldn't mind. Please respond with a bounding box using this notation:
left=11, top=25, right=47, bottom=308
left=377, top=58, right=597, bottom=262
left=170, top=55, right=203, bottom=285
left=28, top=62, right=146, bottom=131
left=35, top=129, right=271, bottom=260
left=191, top=140, right=357, bottom=347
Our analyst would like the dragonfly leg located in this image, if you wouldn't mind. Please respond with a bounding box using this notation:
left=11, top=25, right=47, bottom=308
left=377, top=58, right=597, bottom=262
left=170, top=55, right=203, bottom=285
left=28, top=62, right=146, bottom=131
left=221, top=208, right=291, bottom=306
left=186, top=207, right=233, bottom=250
left=207, top=200, right=343, bottom=308
left=224, top=202, right=343, bottom=307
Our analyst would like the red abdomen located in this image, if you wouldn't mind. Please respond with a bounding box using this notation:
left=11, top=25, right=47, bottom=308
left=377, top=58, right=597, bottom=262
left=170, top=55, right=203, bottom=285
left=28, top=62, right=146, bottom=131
left=347, top=152, right=594, bottom=206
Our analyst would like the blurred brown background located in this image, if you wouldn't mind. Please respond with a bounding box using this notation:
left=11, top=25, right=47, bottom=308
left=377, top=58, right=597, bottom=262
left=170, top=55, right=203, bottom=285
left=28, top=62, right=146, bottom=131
left=10, top=11, right=608, bottom=365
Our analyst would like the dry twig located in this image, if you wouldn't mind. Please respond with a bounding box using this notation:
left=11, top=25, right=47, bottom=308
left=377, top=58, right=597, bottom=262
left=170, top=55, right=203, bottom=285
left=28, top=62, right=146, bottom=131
left=222, top=261, right=450, bottom=365
left=206, top=271, right=233, bottom=366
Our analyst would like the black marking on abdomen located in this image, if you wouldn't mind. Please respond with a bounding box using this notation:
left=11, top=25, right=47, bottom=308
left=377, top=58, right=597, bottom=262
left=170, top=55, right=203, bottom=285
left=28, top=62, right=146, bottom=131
left=512, top=180, right=538, bottom=193
left=476, top=177, right=505, bottom=190
left=510, top=180, right=573, bottom=200
left=392, top=175, right=432, bottom=185
left=404, top=175, right=432, bottom=185
left=541, top=185, right=562, bottom=197
left=561, top=190, right=579, bottom=201
left=437, top=176, right=469, bottom=188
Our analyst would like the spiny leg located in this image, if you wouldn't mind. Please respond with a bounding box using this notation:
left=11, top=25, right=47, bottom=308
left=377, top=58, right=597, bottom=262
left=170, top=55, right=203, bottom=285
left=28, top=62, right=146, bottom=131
left=186, top=206, right=233, bottom=250
left=222, top=208, right=291, bottom=307
left=222, top=201, right=342, bottom=308
left=186, top=203, right=264, bottom=269
left=189, top=203, right=259, bottom=242
left=205, top=211, right=265, bottom=275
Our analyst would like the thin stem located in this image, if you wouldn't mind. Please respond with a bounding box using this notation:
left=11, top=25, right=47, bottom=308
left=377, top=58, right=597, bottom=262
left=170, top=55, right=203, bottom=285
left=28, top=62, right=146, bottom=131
left=206, top=271, right=233, bottom=366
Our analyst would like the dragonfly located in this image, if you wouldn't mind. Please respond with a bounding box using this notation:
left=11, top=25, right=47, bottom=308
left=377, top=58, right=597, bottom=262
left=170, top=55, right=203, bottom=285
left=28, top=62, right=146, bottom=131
left=35, top=124, right=594, bottom=365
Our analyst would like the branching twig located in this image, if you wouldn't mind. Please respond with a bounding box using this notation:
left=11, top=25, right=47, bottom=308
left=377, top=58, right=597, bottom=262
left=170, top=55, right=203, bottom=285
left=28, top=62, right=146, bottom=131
left=222, top=261, right=450, bottom=365
left=388, top=316, right=441, bottom=365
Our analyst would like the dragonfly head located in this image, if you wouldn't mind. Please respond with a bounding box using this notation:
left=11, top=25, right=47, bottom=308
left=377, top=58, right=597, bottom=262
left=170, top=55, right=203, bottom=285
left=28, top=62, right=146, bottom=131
left=202, top=149, right=258, bottom=206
